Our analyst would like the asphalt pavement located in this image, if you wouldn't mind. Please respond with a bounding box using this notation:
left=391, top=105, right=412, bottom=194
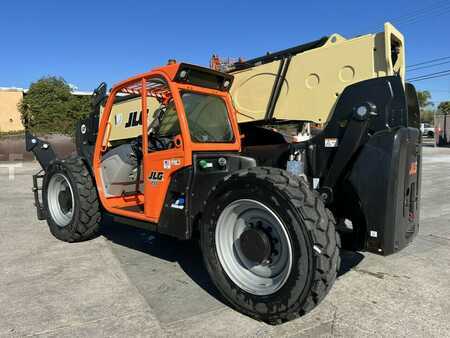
left=0, top=144, right=449, bottom=337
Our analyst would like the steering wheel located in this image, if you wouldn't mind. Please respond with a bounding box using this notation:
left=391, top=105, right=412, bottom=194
left=131, top=134, right=167, bottom=157
left=149, top=132, right=173, bottom=151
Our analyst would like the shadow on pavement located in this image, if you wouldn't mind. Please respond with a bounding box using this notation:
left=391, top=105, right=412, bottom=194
left=101, top=216, right=365, bottom=302
left=100, top=216, right=224, bottom=302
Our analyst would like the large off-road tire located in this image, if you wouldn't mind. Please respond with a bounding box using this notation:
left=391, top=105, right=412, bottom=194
left=43, top=156, right=101, bottom=242
left=200, top=167, right=340, bottom=324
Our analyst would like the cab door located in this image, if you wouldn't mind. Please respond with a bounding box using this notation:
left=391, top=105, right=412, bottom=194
left=141, top=77, right=188, bottom=221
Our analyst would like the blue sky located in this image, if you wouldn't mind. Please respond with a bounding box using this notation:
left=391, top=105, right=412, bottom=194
left=1, top=0, right=449, bottom=104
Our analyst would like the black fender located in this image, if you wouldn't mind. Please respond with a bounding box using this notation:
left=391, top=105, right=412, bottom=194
left=157, top=153, right=256, bottom=240
left=347, top=127, right=421, bottom=255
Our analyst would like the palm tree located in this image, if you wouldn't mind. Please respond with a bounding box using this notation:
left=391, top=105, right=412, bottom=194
left=417, top=90, right=433, bottom=110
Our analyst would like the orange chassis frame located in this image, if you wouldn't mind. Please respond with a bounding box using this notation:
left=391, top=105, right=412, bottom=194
left=92, top=64, right=241, bottom=224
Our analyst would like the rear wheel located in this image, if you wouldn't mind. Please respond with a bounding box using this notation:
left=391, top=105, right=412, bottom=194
left=43, top=156, right=101, bottom=242
left=201, top=167, right=340, bottom=324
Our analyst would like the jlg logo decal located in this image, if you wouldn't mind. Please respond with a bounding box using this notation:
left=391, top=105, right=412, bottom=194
left=125, top=111, right=142, bottom=128
left=124, top=109, right=149, bottom=128
left=149, top=171, right=164, bottom=185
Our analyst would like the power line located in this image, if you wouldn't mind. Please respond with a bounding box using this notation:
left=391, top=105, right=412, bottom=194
left=408, top=71, right=450, bottom=82
left=408, top=72, right=450, bottom=82
left=393, top=0, right=450, bottom=24
left=408, top=56, right=450, bottom=69
left=361, top=0, right=450, bottom=36
left=388, top=0, right=450, bottom=24
left=410, top=74, right=450, bottom=82
left=399, top=10, right=450, bottom=28
left=408, top=60, right=450, bottom=72
left=408, top=69, right=450, bottom=80
left=394, top=4, right=450, bottom=27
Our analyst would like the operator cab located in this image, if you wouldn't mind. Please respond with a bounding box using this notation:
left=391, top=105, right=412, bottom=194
left=94, top=63, right=240, bottom=223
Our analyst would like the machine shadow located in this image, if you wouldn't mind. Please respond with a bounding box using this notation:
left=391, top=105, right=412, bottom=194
left=100, top=216, right=365, bottom=301
left=100, top=216, right=223, bottom=301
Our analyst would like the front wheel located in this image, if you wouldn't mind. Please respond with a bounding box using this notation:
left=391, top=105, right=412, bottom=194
left=201, top=167, right=340, bottom=324
left=43, top=156, right=101, bottom=242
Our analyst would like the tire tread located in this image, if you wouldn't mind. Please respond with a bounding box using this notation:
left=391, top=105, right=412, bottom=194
left=202, top=166, right=340, bottom=324
left=45, top=156, right=101, bottom=242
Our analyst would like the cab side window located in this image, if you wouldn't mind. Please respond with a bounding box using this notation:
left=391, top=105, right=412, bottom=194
left=156, top=101, right=181, bottom=137
left=182, top=92, right=233, bottom=143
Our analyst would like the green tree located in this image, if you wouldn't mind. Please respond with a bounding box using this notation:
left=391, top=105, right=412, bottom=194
left=417, top=90, right=433, bottom=110
left=437, top=101, right=450, bottom=115
left=19, top=76, right=91, bottom=135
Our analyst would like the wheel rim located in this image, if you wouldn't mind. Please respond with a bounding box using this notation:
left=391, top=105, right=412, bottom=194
left=215, top=199, right=293, bottom=296
left=47, top=173, right=75, bottom=227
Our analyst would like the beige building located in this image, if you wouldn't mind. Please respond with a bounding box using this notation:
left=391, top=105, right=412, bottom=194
left=0, top=88, right=25, bottom=133
left=0, top=88, right=93, bottom=134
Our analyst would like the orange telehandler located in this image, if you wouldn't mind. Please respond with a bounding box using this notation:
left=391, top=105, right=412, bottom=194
left=26, top=23, right=421, bottom=324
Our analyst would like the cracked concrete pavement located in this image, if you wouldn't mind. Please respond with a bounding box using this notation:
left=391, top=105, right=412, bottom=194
left=0, top=144, right=449, bottom=337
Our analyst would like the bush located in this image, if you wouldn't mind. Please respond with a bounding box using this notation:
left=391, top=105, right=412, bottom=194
left=19, top=77, right=91, bottom=136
